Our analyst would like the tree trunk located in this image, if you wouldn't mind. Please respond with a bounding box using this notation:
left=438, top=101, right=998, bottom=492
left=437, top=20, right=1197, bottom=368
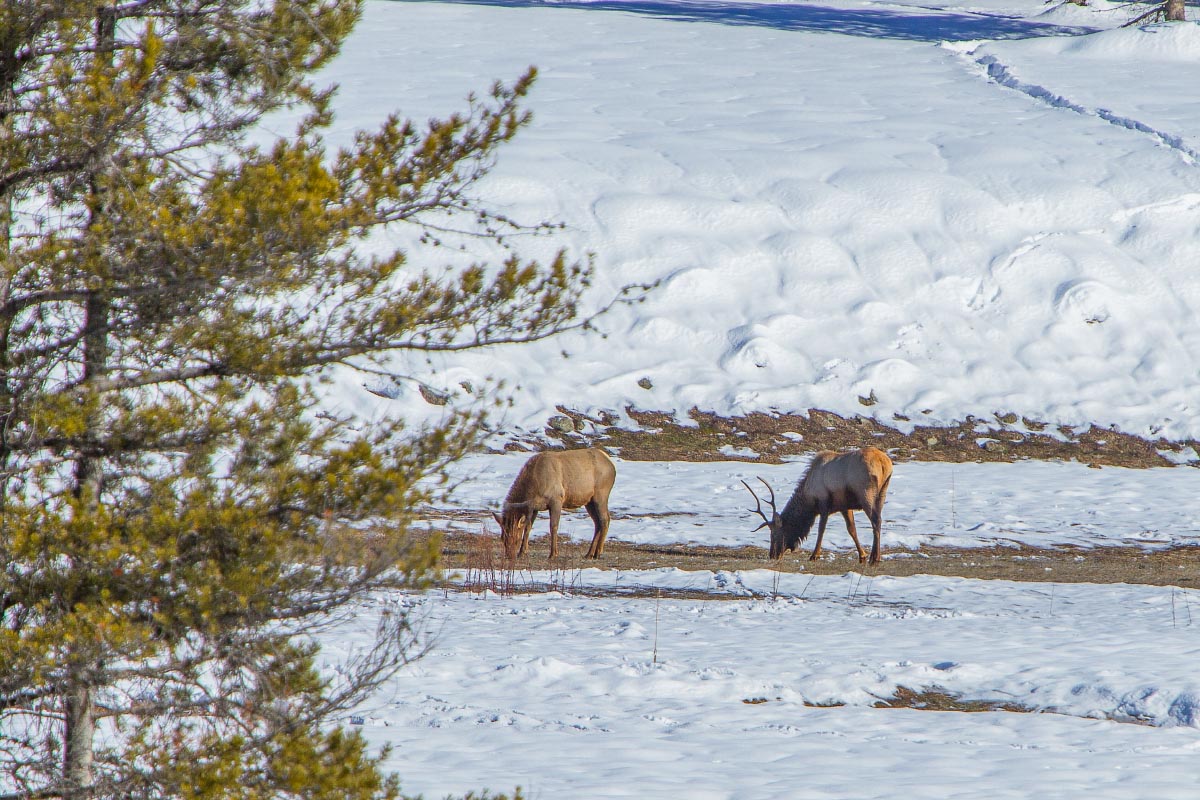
left=73, top=4, right=115, bottom=502
left=73, top=289, right=110, bottom=500
left=1166, top=0, right=1186, bottom=21
left=62, top=678, right=96, bottom=800
left=0, top=34, right=15, bottom=508
left=60, top=9, right=117, bottom=797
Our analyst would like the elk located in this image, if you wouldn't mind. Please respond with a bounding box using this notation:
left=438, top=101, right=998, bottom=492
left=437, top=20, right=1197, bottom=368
left=492, top=447, right=617, bottom=560
left=743, top=447, right=893, bottom=565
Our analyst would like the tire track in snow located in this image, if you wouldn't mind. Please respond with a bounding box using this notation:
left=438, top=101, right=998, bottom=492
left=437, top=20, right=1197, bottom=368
left=950, top=45, right=1200, bottom=165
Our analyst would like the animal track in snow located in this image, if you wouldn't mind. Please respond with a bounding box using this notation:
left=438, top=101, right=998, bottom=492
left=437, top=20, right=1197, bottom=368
left=949, top=46, right=1200, bottom=165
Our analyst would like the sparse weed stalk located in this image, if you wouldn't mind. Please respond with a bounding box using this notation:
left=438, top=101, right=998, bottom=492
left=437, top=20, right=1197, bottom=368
left=845, top=566, right=877, bottom=606
left=547, top=565, right=561, bottom=593
left=848, top=571, right=863, bottom=604
left=546, top=564, right=584, bottom=594
left=653, top=589, right=662, bottom=664
left=1170, top=586, right=1192, bottom=627
left=462, top=530, right=519, bottom=596
left=950, top=467, right=958, bottom=530
left=461, top=528, right=592, bottom=595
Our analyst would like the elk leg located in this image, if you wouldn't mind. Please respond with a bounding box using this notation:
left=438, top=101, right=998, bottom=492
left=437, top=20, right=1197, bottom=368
left=842, top=510, right=867, bottom=563
left=868, top=504, right=883, bottom=566
left=598, top=502, right=612, bottom=557
left=810, top=513, right=829, bottom=561
left=584, top=500, right=609, bottom=559
left=547, top=501, right=563, bottom=560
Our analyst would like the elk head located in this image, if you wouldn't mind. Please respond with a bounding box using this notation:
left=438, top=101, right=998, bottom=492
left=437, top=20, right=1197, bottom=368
left=491, top=503, right=531, bottom=560
left=742, top=477, right=785, bottom=559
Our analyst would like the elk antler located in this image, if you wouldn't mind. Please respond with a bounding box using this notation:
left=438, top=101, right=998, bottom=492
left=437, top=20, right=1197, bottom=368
left=741, top=477, right=778, bottom=531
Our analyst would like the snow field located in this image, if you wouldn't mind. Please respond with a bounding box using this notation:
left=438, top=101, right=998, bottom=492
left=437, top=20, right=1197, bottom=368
left=324, top=572, right=1200, bottom=799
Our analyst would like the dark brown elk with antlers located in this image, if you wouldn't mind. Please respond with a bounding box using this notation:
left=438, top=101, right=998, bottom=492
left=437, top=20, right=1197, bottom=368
left=492, top=447, right=617, bottom=560
left=743, top=447, right=893, bottom=565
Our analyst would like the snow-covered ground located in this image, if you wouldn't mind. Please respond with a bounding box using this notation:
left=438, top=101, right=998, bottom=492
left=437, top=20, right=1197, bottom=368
left=329, top=572, right=1200, bottom=799
left=310, top=0, right=1200, bottom=443
left=300, top=2, right=1200, bottom=797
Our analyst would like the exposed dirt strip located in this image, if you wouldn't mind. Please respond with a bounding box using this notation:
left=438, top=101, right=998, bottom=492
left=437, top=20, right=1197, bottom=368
left=432, top=531, right=1200, bottom=588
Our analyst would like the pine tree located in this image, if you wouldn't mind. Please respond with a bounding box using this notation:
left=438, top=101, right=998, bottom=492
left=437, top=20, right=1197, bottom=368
left=0, top=2, right=596, bottom=798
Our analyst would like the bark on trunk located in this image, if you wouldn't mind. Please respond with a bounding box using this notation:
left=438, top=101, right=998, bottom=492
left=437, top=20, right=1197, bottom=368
left=61, top=8, right=117, bottom=797
left=1166, top=0, right=1186, bottom=21
left=73, top=289, right=110, bottom=500
left=0, top=34, right=15, bottom=507
left=62, top=680, right=96, bottom=799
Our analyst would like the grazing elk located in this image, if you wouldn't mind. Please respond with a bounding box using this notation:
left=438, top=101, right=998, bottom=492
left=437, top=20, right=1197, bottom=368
left=492, top=447, right=617, bottom=560
left=743, top=447, right=893, bottom=565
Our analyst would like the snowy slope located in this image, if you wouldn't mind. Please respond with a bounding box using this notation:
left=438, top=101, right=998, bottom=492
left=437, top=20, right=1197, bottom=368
left=306, top=0, right=1200, bottom=441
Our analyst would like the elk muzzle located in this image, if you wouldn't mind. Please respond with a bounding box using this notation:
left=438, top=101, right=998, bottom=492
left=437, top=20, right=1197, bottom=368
left=769, top=525, right=786, bottom=560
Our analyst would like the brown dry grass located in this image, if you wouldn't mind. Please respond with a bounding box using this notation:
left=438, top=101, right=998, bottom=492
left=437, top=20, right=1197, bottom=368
left=870, top=687, right=1034, bottom=714
left=524, top=406, right=1197, bottom=468
left=432, top=529, right=1200, bottom=589
left=754, top=686, right=1037, bottom=714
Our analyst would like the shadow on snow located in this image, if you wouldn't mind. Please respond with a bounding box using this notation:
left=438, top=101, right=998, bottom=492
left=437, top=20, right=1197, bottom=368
left=404, top=0, right=1095, bottom=42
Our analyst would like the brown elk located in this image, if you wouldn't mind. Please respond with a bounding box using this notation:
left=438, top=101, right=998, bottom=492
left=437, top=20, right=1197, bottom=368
left=492, top=447, right=617, bottom=560
left=743, top=447, right=893, bottom=565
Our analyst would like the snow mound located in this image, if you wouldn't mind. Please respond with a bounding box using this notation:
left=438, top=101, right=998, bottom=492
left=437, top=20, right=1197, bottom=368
left=1048, top=20, right=1200, bottom=61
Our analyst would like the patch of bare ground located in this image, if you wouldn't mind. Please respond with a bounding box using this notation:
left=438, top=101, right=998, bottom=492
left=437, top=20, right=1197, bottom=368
left=524, top=406, right=1198, bottom=468
left=750, top=687, right=1034, bottom=714
left=870, top=687, right=1155, bottom=725
left=749, top=690, right=1032, bottom=714
left=870, top=687, right=1034, bottom=715
left=759, top=686, right=1153, bottom=725
left=430, top=530, right=1200, bottom=589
